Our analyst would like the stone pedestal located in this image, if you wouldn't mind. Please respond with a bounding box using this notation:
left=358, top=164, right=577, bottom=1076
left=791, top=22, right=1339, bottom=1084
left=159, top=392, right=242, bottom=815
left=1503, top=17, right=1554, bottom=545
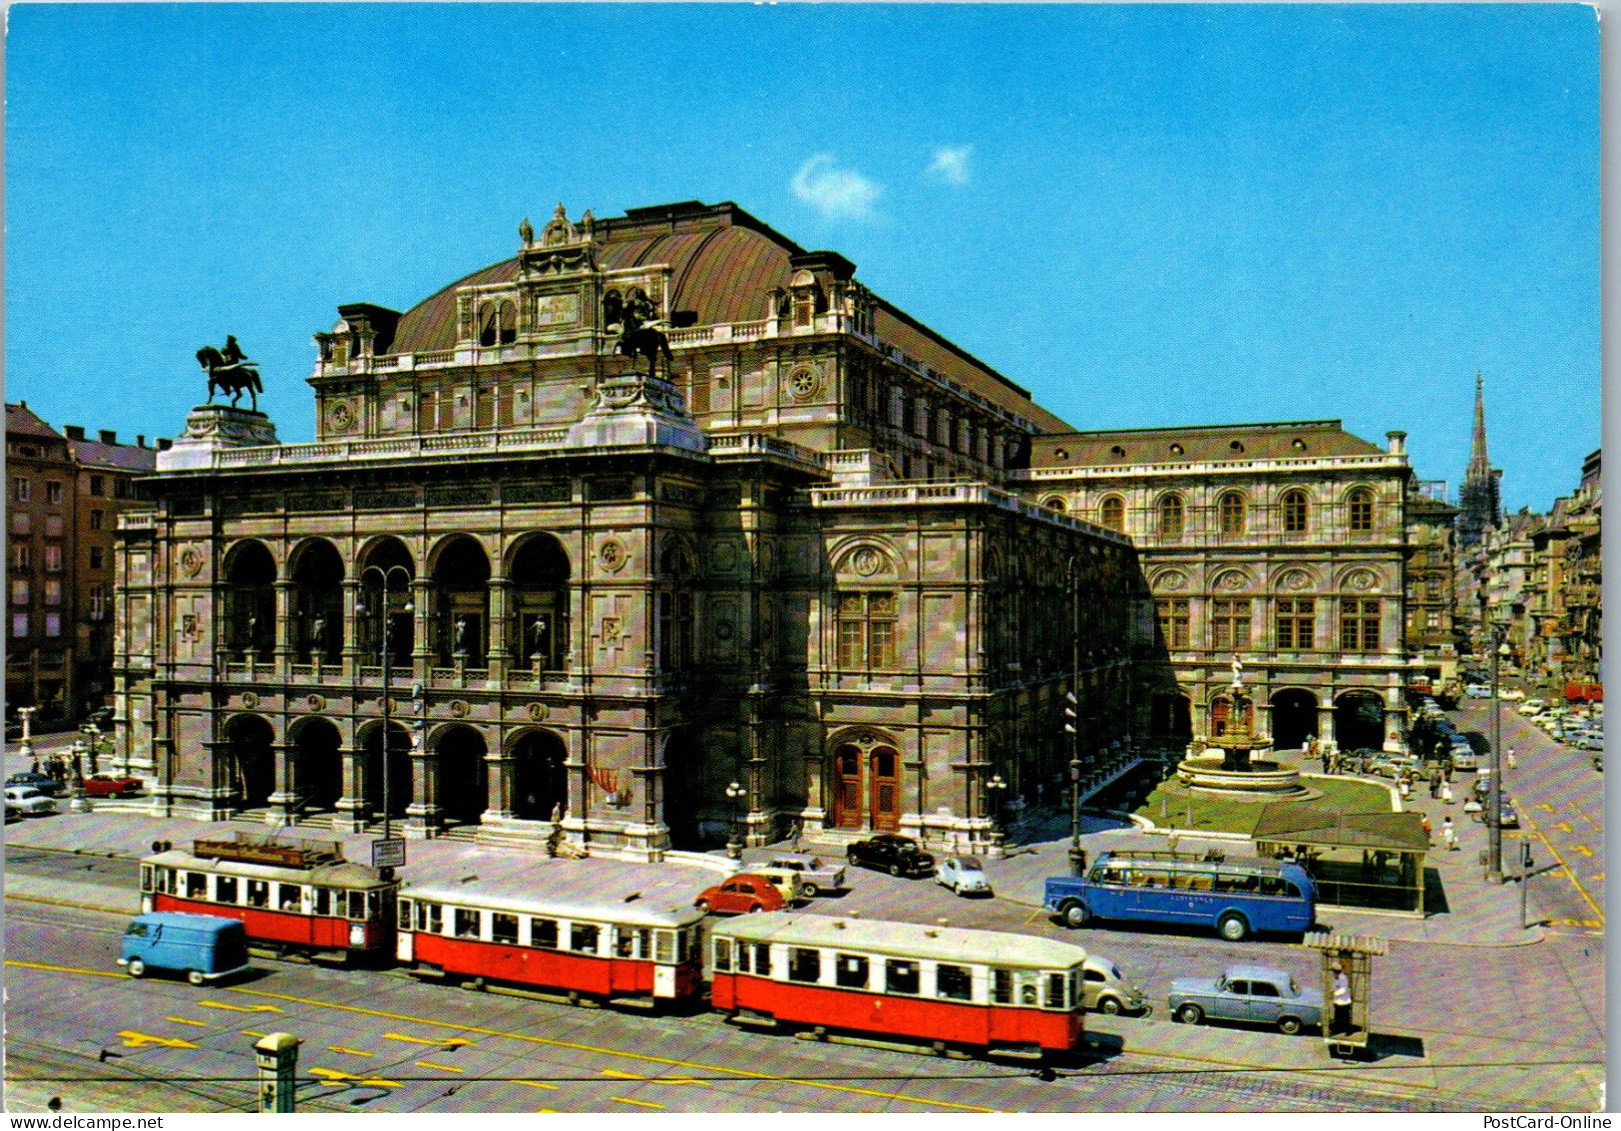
left=565, top=373, right=706, bottom=452
left=158, top=405, right=280, bottom=471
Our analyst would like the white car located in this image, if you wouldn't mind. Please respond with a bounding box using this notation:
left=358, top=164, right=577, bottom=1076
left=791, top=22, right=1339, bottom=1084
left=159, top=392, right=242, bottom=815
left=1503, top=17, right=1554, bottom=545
left=1498, top=689, right=1526, bottom=702
left=4, top=785, right=56, bottom=817
left=934, top=856, right=993, bottom=897
left=1517, top=699, right=1547, bottom=716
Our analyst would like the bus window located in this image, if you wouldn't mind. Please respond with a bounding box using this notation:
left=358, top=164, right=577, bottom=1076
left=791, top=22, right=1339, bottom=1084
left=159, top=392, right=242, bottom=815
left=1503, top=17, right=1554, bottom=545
left=713, top=937, right=732, bottom=972
left=836, top=953, right=869, bottom=990
left=313, top=888, right=332, bottom=916
left=532, top=917, right=558, bottom=949
left=885, top=959, right=919, bottom=995
left=454, top=909, right=481, bottom=939
left=1046, top=972, right=1068, bottom=1010
left=216, top=875, right=239, bottom=904
left=246, top=880, right=270, bottom=909
left=492, top=913, right=519, bottom=945
left=185, top=872, right=207, bottom=899
left=569, top=923, right=600, bottom=954
left=787, top=947, right=821, bottom=984
left=278, top=883, right=302, bottom=911
left=655, top=930, right=675, bottom=964
left=936, top=964, right=973, bottom=1001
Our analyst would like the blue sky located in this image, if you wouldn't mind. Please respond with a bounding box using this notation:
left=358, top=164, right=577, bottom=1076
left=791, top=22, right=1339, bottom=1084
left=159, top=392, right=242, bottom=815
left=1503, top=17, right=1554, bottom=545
left=5, top=4, right=1598, bottom=513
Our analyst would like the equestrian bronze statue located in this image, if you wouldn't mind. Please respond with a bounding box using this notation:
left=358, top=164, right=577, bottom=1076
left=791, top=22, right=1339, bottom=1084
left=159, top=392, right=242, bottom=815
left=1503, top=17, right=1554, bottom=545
left=197, top=334, right=264, bottom=409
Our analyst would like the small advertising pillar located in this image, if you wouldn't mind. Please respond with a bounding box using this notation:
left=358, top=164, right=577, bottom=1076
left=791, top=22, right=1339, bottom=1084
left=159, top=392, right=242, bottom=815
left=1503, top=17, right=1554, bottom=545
left=254, top=1032, right=301, bottom=1113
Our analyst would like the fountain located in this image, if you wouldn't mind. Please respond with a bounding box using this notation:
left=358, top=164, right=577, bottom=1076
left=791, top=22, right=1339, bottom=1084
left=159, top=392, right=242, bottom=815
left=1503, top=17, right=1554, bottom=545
left=1176, top=657, right=1315, bottom=800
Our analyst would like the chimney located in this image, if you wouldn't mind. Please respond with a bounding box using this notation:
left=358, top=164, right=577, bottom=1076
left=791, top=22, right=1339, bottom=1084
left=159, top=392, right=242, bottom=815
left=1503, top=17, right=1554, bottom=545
left=99, top=429, right=117, bottom=445
left=64, top=425, right=85, bottom=441
left=1386, top=430, right=1407, bottom=456
left=136, top=435, right=147, bottom=448
left=157, top=438, right=173, bottom=452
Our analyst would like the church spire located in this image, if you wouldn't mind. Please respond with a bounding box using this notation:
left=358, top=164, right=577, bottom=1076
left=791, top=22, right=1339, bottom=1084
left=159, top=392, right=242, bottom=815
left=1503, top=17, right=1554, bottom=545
left=1458, top=370, right=1501, bottom=549
left=1466, top=370, right=1491, bottom=478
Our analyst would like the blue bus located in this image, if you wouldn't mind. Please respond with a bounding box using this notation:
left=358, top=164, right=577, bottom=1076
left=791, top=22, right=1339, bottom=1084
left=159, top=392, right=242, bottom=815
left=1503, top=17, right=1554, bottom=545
left=1043, top=850, right=1315, bottom=942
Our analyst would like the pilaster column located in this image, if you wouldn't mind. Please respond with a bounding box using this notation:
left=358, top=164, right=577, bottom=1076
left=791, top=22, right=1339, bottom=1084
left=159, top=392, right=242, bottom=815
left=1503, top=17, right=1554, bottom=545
left=411, top=579, right=433, bottom=681
left=273, top=581, right=296, bottom=673
left=333, top=744, right=368, bottom=832
left=485, top=745, right=514, bottom=820
left=487, top=577, right=510, bottom=681
left=404, top=737, right=441, bottom=838
left=266, top=741, right=299, bottom=826
left=340, top=579, right=362, bottom=678
left=1317, top=704, right=1339, bottom=752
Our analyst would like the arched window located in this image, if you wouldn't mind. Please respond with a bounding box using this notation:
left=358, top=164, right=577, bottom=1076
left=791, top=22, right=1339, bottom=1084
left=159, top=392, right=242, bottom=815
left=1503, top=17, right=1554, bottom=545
left=1157, top=494, right=1184, bottom=539
left=1282, top=489, right=1309, bottom=534
left=1348, top=488, right=1374, bottom=533
left=1099, top=496, right=1125, bottom=532
left=1042, top=496, right=1067, bottom=513
left=478, top=300, right=517, bottom=347
left=1218, top=492, right=1246, bottom=537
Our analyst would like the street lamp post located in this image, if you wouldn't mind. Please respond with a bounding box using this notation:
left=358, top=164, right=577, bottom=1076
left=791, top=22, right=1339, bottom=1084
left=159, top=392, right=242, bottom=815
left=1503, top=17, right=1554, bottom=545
left=986, top=773, right=1007, bottom=845
left=1487, top=625, right=1508, bottom=883
left=1065, top=557, right=1084, bottom=875
left=17, top=706, right=38, bottom=773
left=725, top=780, right=746, bottom=859
left=358, top=566, right=413, bottom=849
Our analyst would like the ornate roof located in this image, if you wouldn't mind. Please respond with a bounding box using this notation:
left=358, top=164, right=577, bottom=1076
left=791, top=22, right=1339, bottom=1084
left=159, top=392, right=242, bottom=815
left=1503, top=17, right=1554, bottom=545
left=1029, top=419, right=1388, bottom=470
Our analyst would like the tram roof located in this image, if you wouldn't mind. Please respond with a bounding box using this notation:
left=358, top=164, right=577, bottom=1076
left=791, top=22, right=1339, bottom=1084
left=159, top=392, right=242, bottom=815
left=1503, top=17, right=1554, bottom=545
left=144, top=849, right=395, bottom=890
left=400, top=880, right=705, bottom=930
left=713, top=913, right=1088, bottom=969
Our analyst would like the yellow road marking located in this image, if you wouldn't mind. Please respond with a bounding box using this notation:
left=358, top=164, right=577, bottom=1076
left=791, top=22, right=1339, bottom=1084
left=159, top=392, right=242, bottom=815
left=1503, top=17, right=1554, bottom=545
left=1592, top=873, right=1605, bottom=883
left=1555, top=821, right=1574, bottom=833
left=242, top=1030, right=268, bottom=1039
left=4, top=960, right=997, bottom=1113
left=310, top=1067, right=400, bottom=1088
left=327, top=1045, right=374, bottom=1057
left=1518, top=811, right=1606, bottom=925
left=538, top=1109, right=560, bottom=1114
left=165, top=1016, right=210, bottom=1028
left=612, top=1097, right=665, bottom=1109
left=8, top=959, right=124, bottom=980
left=198, top=999, right=282, bottom=1013
left=1538, top=802, right=1557, bottom=813
left=516, top=1080, right=560, bottom=1091
left=384, top=1032, right=475, bottom=1048
left=116, top=1030, right=198, bottom=1050
left=1575, top=845, right=1594, bottom=857
left=1570, top=802, right=1600, bottom=829
left=603, top=1068, right=711, bottom=1087
left=417, top=1060, right=465, bottom=1073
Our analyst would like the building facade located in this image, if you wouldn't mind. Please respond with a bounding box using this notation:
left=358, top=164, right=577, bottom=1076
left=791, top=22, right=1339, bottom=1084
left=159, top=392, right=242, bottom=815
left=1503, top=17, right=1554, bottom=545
left=1404, top=480, right=1461, bottom=678
left=114, top=202, right=1148, bottom=857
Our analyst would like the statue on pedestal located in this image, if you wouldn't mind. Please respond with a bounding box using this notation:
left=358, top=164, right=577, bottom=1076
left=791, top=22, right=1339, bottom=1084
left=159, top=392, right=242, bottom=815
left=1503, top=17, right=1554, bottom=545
left=197, top=335, right=264, bottom=410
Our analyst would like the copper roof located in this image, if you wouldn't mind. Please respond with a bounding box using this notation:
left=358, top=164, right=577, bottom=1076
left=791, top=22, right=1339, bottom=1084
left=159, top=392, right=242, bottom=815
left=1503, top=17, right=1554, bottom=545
left=1030, top=420, right=1389, bottom=470
left=382, top=201, right=1069, bottom=433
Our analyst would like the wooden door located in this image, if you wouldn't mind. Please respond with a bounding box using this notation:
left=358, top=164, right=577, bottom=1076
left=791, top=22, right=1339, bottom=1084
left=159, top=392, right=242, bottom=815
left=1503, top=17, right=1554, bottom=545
left=870, top=747, right=900, bottom=832
left=832, top=747, right=862, bottom=828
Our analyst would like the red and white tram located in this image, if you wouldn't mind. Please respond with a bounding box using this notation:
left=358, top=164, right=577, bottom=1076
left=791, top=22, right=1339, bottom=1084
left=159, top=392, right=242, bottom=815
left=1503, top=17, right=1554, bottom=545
left=397, top=880, right=707, bottom=1008
left=140, top=834, right=397, bottom=963
left=710, top=913, right=1088, bottom=1059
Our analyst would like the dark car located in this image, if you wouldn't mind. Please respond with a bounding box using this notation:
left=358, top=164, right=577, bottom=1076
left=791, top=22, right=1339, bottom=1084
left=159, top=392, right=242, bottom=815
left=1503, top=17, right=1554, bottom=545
left=5, top=772, right=63, bottom=797
left=847, top=834, right=935, bottom=878
left=83, top=774, right=144, bottom=799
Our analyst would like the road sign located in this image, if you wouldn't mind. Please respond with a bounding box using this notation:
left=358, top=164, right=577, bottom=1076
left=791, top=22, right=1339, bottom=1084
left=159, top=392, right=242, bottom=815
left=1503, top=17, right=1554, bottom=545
left=372, top=838, right=406, bottom=869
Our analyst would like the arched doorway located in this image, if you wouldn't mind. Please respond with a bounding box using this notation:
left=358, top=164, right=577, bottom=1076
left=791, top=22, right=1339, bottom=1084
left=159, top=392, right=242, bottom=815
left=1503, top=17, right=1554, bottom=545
left=363, top=722, right=412, bottom=822
left=1271, top=690, right=1318, bottom=752
left=224, top=714, right=275, bottom=810
left=511, top=730, right=568, bottom=822
left=659, top=729, right=705, bottom=849
left=1335, top=690, right=1386, bottom=752
left=358, top=538, right=415, bottom=665
left=435, top=725, right=489, bottom=827
left=291, top=540, right=345, bottom=664
left=830, top=741, right=902, bottom=831
left=223, top=541, right=276, bottom=662
left=1150, top=694, right=1193, bottom=743
left=432, top=536, right=491, bottom=667
left=509, top=535, right=570, bottom=671
left=292, top=718, right=343, bottom=812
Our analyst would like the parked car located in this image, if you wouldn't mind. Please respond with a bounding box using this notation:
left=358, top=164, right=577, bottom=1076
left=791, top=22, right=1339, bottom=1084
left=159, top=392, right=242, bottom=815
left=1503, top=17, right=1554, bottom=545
left=747, top=866, right=805, bottom=906
left=1449, top=741, right=1479, bottom=772
left=847, top=834, right=935, bottom=878
left=1465, top=685, right=1493, bottom=699
left=4, top=785, right=56, bottom=817
left=1498, top=689, right=1526, bottom=702
left=693, top=874, right=787, bottom=916
left=1081, top=953, right=1146, bottom=1016
left=765, top=853, right=846, bottom=897
left=82, top=774, right=144, bottom=799
left=5, top=771, right=63, bottom=797
left=934, top=856, right=993, bottom=897
left=1168, top=964, right=1323, bottom=1035
left=1517, top=698, right=1548, bottom=717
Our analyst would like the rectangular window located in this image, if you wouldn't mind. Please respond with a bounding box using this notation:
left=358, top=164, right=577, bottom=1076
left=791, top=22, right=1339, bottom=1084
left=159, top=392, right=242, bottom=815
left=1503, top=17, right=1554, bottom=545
left=1155, top=599, right=1190, bottom=649
left=10, top=614, right=26, bottom=638
left=1046, top=973, right=1069, bottom=1010
left=12, top=543, right=29, bottom=571
left=835, top=953, right=870, bottom=989
left=532, top=917, right=558, bottom=949
left=614, top=927, right=649, bottom=959
left=45, top=481, right=62, bottom=505
left=44, top=544, right=61, bottom=572
left=753, top=943, right=772, bottom=977
left=885, top=959, right=920, bottom=996
left=10, top=580, right=28, bottom=606
left=89, top=547, right=104, bottom=570
left=185, top=872, right=208, bottom=899
left=246, top=880, right=270, bottom=909
left=278, top=883, right=302, bottom=911
left=491, top=912, right=519, bottom=945
left=89, top=586, right=108, bottom=621
left=11, top=477, right=29, bottom=502
left=1340, top=598, right=1381, bottom=652
left=43, top=580, right=61, bottom=607
left=90, top=510, right=104, bottom=531
left=836, top=591, right=898, bottom=670
left=788, top=947, right=822, bottom=984
left=413, top=901, right=442, bottom=932
left=1276, top=599, right=1315, bottom=651
left=713, top=937, right=732, bottom=972
left=89, top=475, right=105, bottom=497
left=936, top=963, right=973, bottom=1001
left=1211, top=599, right=1251, bottom=650
left=569, top=922, right=600, bottom=954
left=655, top=930, right=676, bottom=964
left=11, top=513, right=29, bottom=536
left=45, top=515, right=63, bottom=537
left=454, top=908, right=481, bottom=938
left=44, top=613, right=61, bottom=638
left=314, top=888, right=332, bottom=917
left=215, top=875, right=239, bottom=904
left=992, top=968, right=1014, bottom=1005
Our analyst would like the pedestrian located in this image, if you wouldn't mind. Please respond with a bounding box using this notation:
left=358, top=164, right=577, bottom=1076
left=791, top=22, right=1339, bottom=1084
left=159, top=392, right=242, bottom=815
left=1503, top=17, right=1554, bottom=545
left=1441, top=782, right=1454, bottom=805
left=1507, top=748, right=1517, bottom=771
left=1419, top=813, right=1433, bottom=843
left=1331, top=963, right=1354, bottom=1036
left=1430, top=769, right=1442, bottom=799
left=1399, top=778, right=1411, bottom=801
left=1441, top=815, right=1458, bottom=851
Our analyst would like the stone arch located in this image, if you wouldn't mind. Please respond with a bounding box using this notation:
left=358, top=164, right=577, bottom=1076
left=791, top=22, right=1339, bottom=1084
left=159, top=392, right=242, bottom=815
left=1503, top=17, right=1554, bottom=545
left=509, top=727, right=570, bottom=824
left=1273, top=565, right=1319, bottom=593
left=358, top=718, right=412, bottom=823
left=830, top=536, right=902, bottom=580
left=427, top=534, right=492, bottom=667
left=221, top=712, right=276, bottom=810
left=288, top=715, right=343, bottom=812
left=1334, top=689, right=1386, bottom=752
left=289, top=538, right=345, bottom=663
left=1041, top=495, right=1068, bottom=512
left=507, top=533, right=571, bottom=670
left=1211, top=568, right=1254, bottom=593
left=1335, top=565, right=1383, bottom=593
left=826, top=727, right=905, bottom=833
left=1150, top=693, right=1193, bottom=743
left=222, top=539, right=277, bottom=661
left=356, top=537, right=416, bottom=664
left=1270, top=688, right=1319, bottom=752
left=433, top=723, right=489, bottom=827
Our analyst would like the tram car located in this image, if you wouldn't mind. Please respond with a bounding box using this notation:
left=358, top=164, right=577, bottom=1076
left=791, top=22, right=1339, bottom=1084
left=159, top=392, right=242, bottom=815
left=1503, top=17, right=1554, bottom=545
left=710, top=913, right=1089, bottom=1060
left=139, top=833, right=397, bottom=963
left=397, top=878, right=707, bottom=1009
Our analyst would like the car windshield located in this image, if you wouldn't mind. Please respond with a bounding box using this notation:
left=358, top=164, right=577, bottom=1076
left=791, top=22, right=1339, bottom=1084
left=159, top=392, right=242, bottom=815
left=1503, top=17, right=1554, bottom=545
left=959, top=859, right=983, bottom=871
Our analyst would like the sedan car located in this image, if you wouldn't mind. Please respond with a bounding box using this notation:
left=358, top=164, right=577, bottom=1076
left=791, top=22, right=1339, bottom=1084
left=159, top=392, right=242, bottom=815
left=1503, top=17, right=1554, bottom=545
left=83, top=774, right=144, bottom=799
left=766, top=853, right=846, bottom=898
left=1168, top=965, right=1323, bottom=1035
left=1498, top=689, right=1526, bottom=702
left=5, top=771, right=63, bottom=797
left=934, top=856, right=993, bottom=897
left=4, top=785, right=57, bottom=817
left=693, top=874, right=786, bottom=916
left=847, top=834, right=935, bottom=878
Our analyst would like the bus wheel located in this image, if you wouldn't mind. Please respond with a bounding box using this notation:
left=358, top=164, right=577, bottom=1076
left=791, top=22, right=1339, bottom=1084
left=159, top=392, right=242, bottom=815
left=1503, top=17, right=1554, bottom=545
left=1176, top=1003, right=1203, bottom=1025
left=126, top=959, right=145, bottom=978
left=1217, top=913, right=1249, bottom=942
left=188, top=970, right=206, bottom=986
left=1061, top=902, right=1088, bottom=929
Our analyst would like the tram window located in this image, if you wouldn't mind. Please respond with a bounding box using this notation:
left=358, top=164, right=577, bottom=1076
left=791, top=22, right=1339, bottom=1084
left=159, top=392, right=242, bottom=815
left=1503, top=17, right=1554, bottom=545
left=655, top=930, right=676, bottom=964
left=246, top=880, right=270, bottom=909
left=752, top=943, right=771, bottom=977
left=492, top=913, right=519, bottom=944
left=713, top=938, right=732, bottom=972
left=347, top=891, right=368, bottom=920
left=680, top=930, right=694, bottom=964
left=215, top=876, right=239, bottom=904
left=367, top=891, right=382, bottom=919
left=788, top=947, right=821, bottom=984
left=399, top=898, right=414, bottom=924
left=736, top=942, right=751, bottom=974
left=570, top=923, right=600, bottom=954
left=614, top=928, right=648, bottom=959
left=313, top=888, right=332, bottom=916
left=154, top=867, right=174, bottom=894
left=454, top=909, right=481, bottom=939
left=1045, top=973, right=1068, bottom=1010
left=992, top=969, right=1014, bottom=1004
left=835, top=953, right=869, bottom=990
left=184, top=872, right=207, bottom=899
left=1071, top=969, right=1083, bottom=1008
left=885, top=960, right=919, bottom=996
left=140, top=865, right=153, bottom=892
left=532, top=917, right=558, bottom=949
left=1019, top=973, right=1040, bottom=1006
left=278, top=884, right=302, bottom=911
left=415, top=902, right=442, bottom=934
left=936, top=964, right=973, bottom=1001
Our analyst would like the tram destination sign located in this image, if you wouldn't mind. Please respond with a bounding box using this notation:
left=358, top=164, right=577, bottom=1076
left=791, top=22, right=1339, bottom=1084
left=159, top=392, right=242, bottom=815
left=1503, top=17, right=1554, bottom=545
left=372, top=838, right=407, bottom=869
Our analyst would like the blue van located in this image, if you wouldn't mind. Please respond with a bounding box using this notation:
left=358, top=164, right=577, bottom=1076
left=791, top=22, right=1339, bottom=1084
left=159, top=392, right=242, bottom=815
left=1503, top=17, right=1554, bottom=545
left=119, top=912, right=251, bottom=985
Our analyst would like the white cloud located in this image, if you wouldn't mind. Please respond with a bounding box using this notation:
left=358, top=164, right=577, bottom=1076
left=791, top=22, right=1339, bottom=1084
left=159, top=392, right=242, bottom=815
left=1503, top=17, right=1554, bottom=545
left=928, top=145, right=973, bottom=186
left=791, top=155, right=881, bottom=220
